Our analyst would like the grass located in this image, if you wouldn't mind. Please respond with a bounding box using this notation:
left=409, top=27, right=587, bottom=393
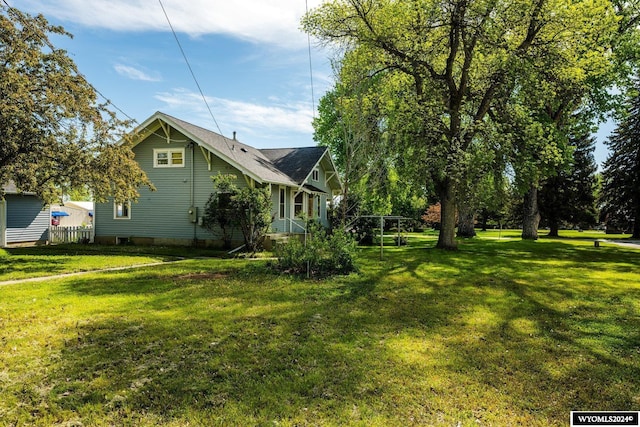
left=0, top=244, right=225, bottom=282
left=0, top=234, right=638, bottom=425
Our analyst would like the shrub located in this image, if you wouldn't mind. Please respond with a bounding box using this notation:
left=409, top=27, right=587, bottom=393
left=275, top=221, right=357, bottom=276
left=202, top=174, right=272, bottom=253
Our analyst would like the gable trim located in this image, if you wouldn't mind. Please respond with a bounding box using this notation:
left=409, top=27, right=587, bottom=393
left=127, top=112, right=266, bottom=185
left=296, top=148, right=343, bottom=193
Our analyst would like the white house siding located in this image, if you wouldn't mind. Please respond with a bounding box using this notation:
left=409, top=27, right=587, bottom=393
left=51, top=203, right=93, bottom=227
left=95, top=128, right=248, bottom=245
left=4, top=195, right=49, bottom=245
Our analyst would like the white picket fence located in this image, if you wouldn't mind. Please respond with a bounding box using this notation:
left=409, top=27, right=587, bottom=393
left=49, top=226, right=94, bottom=244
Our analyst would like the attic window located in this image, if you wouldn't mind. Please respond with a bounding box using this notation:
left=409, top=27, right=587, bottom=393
left=154, top=148, right=185, bottom=168
left=312, top=168, right=319, bottom=182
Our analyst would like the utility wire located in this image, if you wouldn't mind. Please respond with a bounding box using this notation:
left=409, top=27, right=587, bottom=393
left=305, top=0, right=316, bottom=118
left=1, top=0, right=198, bottom=144
left=158, top=0, right=223, bottom=136
left=1, top=3, right=129, bottom=124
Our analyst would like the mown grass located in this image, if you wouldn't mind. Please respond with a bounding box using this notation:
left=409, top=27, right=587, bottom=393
left=0, top=234, right=638, bottom=426
left=0, top=244, right=224, bottom=282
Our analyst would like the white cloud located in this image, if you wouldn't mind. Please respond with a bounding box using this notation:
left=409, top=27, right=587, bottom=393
left=154, top=88, right=314, bottom=140
left=114, top=64, right=161, bottom=82
left=21, top=0, right=324, bottom=49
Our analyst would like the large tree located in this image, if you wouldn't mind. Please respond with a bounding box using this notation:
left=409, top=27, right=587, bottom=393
left=600, top=82, right=640, bottom=238
left=304, top=0, right=618, bottom=249
left=312, top=76, right=390, bottom=224
left=539, top=132, right=599, bottom=236
left=0, top=5, right=151, bottom=203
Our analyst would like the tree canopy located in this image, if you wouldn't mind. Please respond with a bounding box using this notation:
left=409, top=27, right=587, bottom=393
left=600, top=80, right=640, bottom=238
left=0, top=5, right=151, bottom=203
left=538, top=132, right=599, bottom=236
left=304, top=0, right=619, bottom=249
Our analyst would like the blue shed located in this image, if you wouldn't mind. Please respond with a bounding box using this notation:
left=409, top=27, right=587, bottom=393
left=1, top=183, right=50, bottom=247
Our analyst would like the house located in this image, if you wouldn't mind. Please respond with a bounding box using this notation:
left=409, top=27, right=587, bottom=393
left=1, top=182, right=50, bottom=247
left=94, top=111, right=342, bottom=247
left=50, top=201, right=94, bottom=227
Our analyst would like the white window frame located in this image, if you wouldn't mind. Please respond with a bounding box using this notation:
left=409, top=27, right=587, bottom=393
left=153, top=148, right=185, bottom=168
left=311, top=168, right=320, bottom=182
left=114, top=201, right=131, bottom=220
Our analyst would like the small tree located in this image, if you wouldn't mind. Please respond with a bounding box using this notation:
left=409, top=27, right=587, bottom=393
left=233, top=185, right=273, bottom=253
left=202, top=175, right=236, bottom=249
left=202, top=174, right=272, bottom=252
left=422, top=204, right=442, bottom=230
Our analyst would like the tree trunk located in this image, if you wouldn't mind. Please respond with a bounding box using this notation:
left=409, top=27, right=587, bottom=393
left=341, top=181, right=349, bottom=228
left=547, top=220, right=559, bottom=237
left=436, top=178, right=458, bottom=250
left=480, top=210, right=488, bottom=231
left=457, top=205, right=476, bottom=238
left=522, top=186, right=540, bottom=240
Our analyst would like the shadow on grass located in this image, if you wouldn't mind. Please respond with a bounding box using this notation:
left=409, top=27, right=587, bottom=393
left=340, top=239, right=640, bottom=422
left=38, top=266, right=392, bottom=424
left=0, top=245, right=188, bottom=282
left=8, top=239, right=640, bottom=425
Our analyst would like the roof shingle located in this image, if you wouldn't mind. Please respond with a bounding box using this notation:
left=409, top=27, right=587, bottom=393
left=148, top=112, right=328, bottom=187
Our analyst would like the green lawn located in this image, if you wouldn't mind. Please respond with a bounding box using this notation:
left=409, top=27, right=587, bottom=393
left=0, top=244, right=223, bottom=282
left=0, top=235, right=638, bottom=426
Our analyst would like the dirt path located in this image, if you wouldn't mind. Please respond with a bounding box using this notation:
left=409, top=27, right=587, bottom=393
left=606, top=240, right=640, bottom=250
left=0, top=260, right=183, bottom=287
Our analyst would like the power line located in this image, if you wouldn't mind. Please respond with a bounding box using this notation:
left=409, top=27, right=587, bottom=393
left=158, top=0, right=223, bottom=136
left=1, top=2, right=133, bottom=122
left=1, top=0, right=190, bottom=144
left=305, top=0, right=316, bottom=118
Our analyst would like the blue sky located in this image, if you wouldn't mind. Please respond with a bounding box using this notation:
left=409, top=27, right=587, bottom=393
left=18, top=0, right=331, bottom=149
left=18, top=0, right=614, bottom=166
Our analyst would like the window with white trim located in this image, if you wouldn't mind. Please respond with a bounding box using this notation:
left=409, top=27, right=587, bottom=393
left=154, top=148, right=184, bottom=168
left=311, top=168, right=319, bottom=182
left=114, top=201, right=131, bottom=219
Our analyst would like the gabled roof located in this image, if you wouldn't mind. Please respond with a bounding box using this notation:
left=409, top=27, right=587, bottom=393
left=260, top=147, right=327, bottom=184
left=130, top=112, right=339, bottom=190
